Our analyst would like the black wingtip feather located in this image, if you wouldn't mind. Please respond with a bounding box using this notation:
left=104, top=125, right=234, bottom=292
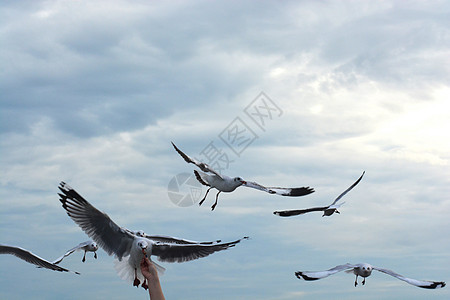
left=273, top=211, right=289, bottom=217
left=288, top=187, right=315, bottom=197
left=194, top=170, right=210, bottom=187
left=419, top=281, right=446, bottom=289
left=295, top=272, right=319, bottom=281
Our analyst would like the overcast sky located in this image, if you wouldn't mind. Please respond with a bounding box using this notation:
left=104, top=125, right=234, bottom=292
left=1, top=1, right=449, bottom=299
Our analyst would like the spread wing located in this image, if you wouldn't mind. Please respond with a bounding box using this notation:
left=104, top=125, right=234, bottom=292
left=0, top=245, right=79, bottom=274
left=52, top=241, right=92, bottom=264
left=273, top=206, right=329, bottom=217
left=373, top=266, right=446, bottom=289
left=151, top=237, right=248, bottom=263
left=243, top=181, right=314, bottom=197
left=295, top=263, right=355, bottom=281
left=58, top=182, right=135, bottom=260
left=171, top=142, right=223, bottom=178
left=145, top=235, right=221, bottom=245
left=330, top=171, right=365, bottom=206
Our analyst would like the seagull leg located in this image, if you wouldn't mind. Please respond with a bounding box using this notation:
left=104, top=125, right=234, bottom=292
left=82, top=251, right=86, bottom=262
left=199, top=187, right=212, bottom=206
left=141, top=279, right=148, bottom=290
left=362, top=277, right=366, bottom=285
left=354, top=275, right=358, bottom=287
left=133, top=268, right=140, bottom=287
left=211, top=191, right=221, bottom=211
left=94, top=251, right=97, bottom=259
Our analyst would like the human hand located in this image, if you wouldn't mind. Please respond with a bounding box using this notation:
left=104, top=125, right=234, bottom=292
left=140, top=256, right=159, bottom=280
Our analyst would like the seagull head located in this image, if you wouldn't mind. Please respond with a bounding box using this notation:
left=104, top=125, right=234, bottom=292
left=234, top=177, right=246, bottom=185
left=359, top=264, right=373, bottom=277
left=135, top=230, right=146, bottom=237
left=137, top=240, right=149, bottom=255
left=89, top=242, right=99, bottom=251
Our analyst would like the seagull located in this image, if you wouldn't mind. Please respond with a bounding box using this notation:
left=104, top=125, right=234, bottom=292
left=58, top=182, right=248, bottom=290
left=52, top=241, right=99, bottom=264
left=172, top=142, right=314, bottom=210
left=0, top=244, right=80, bottom=274
left=295, top=263, right=446, bottom=289
left=274, top=171, right=365, bottom=217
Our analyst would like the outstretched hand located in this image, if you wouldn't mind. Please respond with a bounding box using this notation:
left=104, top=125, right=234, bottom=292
left=140, top=256, right=165, bottom=300
left=140, top=256, right=158, bottom=280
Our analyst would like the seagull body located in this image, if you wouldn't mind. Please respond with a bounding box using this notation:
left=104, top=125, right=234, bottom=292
left=172, top=142, right=314, bottom=210
left=295, top=263, right=446, bottom=289
left=58, top=182, right=248, bottom=289
left=274, top=171, right=365, bottom=217
left=0, top=244, right=80, bottom=274
left=52, top=241, right=99, bottom=264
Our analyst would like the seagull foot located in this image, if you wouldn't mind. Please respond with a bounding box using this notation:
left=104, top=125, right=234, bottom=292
left=141, top=279, right=148, bottom=290
left=133, top=278, right=140, bottom=287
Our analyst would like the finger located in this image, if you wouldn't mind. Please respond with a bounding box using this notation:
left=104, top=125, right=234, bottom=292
left=140, top=257, right=148, bottom=268
left=144, top=256, right=151, bottom=265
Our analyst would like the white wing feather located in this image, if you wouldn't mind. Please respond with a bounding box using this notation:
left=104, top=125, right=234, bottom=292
left=295, top=264, right=355, bottom=280
left=374, top=266, right=446, bottom=289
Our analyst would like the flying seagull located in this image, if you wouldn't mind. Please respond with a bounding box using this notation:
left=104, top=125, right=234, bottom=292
left=52, top=241, right=99, bottom=264
left=58, top=182, right=248, bottom=290
left=295, top=263, right=446, bottom=289
left=0, top=244, right=80, bottom=274
left=274, top=171, right=365, bottom=217
left=172, top=142, right=314, bottom=210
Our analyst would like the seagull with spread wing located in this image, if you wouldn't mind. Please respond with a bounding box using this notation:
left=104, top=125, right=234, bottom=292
left=58, top=182, right=248, bottom=290
left=0, top=244, right=80, bottom=274
left=52, top=241, right=99, bottom=264
left=274, top=171, right=364, bottom=217
left=295, top=263, right=445, bottom=289
left=172, top=142, right=314, bottom=210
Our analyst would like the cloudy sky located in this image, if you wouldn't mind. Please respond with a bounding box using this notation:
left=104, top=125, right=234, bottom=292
left=1, top=0, right=449, bottom=299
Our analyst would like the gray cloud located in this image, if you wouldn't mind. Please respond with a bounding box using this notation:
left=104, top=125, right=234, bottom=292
left=1, top=1, right=450, bottom=299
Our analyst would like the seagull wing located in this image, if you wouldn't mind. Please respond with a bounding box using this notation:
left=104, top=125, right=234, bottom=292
left=273, top=206, right=329, bottom=217
left=373, top=266, right=446, bottom=289
left=295, top=263, right=355, bottom=281
left=243, top=181, right=314, bottom=197
left=0, top=245, right=79, bottom=274
left=145, top=235, right=221, bottom=245
left=52, top=241, right=92, bottom=264
left=172, top=142, right=223, bottom=178
left=58, top=182, right=135, bottom=260
left=330, top=171, right=365, bottom=206
left=151, top=237, right=248, bottom=263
